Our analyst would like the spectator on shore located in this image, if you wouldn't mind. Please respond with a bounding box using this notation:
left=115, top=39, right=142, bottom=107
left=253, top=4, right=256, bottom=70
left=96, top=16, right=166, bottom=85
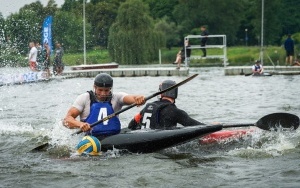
left=173, top=39, right=191, bottom=69
left=284, top=34, right=294, bottom=66
left=200, top=25, right=209, bottom=57
left=53, top=42, right=64, bottom=76
left=28, top=42, right=38, bottom=71
left=43, top=43, right=51, bottom=78
left=35, top=42, right=43, bottom=71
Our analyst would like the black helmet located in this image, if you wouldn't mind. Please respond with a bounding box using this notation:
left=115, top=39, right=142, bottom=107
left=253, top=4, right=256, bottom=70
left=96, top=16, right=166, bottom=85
left=255, top=60, right=261, bottom=64
left=94, top=73, right=113, bottom=87
left=159, top=80, right=178, bottom=99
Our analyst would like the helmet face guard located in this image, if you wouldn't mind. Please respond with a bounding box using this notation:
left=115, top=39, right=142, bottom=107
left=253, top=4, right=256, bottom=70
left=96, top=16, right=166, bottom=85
left=159, top=80, right=178, bottom=99
left=93, top=73, right=113, bottom=102
left=94, top=73, right=113, bottom=88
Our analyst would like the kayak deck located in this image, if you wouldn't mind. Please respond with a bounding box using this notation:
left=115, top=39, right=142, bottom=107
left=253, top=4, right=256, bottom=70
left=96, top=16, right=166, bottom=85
left=200, top=128, right=255, bottom=144
left=99, top=125, right=222, bottom=153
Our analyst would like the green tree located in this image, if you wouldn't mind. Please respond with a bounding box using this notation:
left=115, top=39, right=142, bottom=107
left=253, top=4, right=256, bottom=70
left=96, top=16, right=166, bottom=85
left=0, top=13, right=24, bottom=67
left=108, top=0, right=165, bottom=64
left=173, top=0, right=245, bottom=46
left=143, top=0, right=178, bottom=21
left=155, top=17, right=179, bottom=49
left=61, top=0, right=82, bottom=12
left=5, top=9, right=41, bottom=54
left=250, top=0, right=283, bottom=45
left=86, top=1, right=119, bottom=47
left=44, top=0, right=59, bottom=16
left=0, top=13, right=4, bottom=41
left=4, top=1, right=59, bottom=54
left=53, top=10, right=93, bottom=52
left=280, top=0, right=300, bottom=36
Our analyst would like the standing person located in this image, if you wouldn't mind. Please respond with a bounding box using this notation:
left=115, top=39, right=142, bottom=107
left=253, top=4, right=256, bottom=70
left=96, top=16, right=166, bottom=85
left=28, top=42, right=38, bottom=71
left=128, top=80, right=205, bottom=130
left=35, top=42, right=43, bottom=71
left=53, top=42, right=64, bottom=75
left=42, top=43, right=51, bottom=78
left=200, top=25, right=209, bottom=57
left=63, top=73, right=146, bottom=139
left=173, top=39, right=191, bottom=69
left=252, top=60, right=264, bottom=75
left=284, top=34, right=294, bottom=66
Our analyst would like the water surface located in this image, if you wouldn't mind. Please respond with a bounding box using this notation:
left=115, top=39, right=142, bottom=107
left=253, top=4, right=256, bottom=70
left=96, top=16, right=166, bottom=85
left=0, top=67, right=299, bottom=188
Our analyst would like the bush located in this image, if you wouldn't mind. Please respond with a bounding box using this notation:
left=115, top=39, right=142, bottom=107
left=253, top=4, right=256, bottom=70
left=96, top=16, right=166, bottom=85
left=62, top=49, right=111, bottom=66
left=229, top=54, right=253, bottom=66
left=0, top=42, right=25, bottom=67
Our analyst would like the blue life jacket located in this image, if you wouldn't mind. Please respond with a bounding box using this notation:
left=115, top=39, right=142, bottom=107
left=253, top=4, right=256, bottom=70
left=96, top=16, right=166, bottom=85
left=254, top=65, right=261, bottom=71
left=85, top=91, right=121, bottom=136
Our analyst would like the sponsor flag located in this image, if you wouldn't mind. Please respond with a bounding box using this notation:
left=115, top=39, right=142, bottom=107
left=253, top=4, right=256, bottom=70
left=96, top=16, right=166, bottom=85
left=42, top=16, right=53, bottom=54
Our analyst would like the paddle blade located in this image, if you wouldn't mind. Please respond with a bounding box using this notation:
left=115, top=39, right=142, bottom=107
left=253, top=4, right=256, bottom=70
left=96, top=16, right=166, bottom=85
left=256, top=113, right=299, bottom=131
left=245, top=73, right=253, bottom=76
left=31, top=143, right=49, bottom=152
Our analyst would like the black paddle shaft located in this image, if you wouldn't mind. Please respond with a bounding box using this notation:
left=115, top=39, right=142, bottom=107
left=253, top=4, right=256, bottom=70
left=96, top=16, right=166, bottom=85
left=72, top=74, right=199, bottom=135
left=222, top=113, right=300, bottom=131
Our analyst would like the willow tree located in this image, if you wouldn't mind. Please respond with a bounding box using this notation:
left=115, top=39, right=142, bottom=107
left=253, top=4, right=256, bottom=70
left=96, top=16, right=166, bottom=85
left=108, top=0, right=165, bottom=65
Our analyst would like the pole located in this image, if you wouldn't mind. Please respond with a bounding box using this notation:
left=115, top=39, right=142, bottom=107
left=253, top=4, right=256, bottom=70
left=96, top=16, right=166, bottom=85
left=260, top=0, right=264, bottom=65
left=245, top=28, right=248, bottom=46
left=159, top=49, right=161, bottom=64
left=83, top=0, right=86, bottom=65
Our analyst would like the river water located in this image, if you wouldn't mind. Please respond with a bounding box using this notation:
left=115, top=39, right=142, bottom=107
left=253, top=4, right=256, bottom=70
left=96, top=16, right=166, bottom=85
left=0, top=67, right=300, bottom=188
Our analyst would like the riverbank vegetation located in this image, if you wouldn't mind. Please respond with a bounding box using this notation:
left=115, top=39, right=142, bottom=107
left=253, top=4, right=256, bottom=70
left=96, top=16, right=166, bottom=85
left=61, top=45, right=288, bottom=67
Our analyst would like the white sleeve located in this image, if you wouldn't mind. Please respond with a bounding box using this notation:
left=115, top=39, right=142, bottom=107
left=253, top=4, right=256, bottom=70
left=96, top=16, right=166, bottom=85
left=111, top=92, right=128, bottom=112
left=72, top=93, right=90, bottom=114
left=28, top=49, right=33, bottom=59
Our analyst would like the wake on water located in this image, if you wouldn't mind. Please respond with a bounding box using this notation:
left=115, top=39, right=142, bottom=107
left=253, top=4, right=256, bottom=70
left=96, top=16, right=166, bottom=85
left=0, top=114, right=299, bottom=161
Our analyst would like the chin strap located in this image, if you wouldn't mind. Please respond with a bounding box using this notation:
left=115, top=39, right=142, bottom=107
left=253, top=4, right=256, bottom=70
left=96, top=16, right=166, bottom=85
left=88, top=90, right=112, bottom=103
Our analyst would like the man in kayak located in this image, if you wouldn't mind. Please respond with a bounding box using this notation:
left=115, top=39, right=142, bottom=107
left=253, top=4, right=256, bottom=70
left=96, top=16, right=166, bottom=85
left=252, top=60, right=264, bottom=75
left=128, top=80, right=205, bottom=130
left=63, top=73, right=146, bottom=139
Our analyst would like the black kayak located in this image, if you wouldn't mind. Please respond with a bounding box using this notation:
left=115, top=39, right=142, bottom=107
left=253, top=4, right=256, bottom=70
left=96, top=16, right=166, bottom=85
left=252, top=72, right=272, bottom=76
left=98, top=125, right=222, bottom=153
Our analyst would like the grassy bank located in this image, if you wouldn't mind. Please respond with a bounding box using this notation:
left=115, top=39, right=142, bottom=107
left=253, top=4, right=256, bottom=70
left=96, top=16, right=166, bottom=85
left=160, top=46, right=289, bottom=67
left=62, top=49, right=111, bottom=66
left=62, top=46, right=291, bottom=67
left=1, top=46, right=291, bottom=68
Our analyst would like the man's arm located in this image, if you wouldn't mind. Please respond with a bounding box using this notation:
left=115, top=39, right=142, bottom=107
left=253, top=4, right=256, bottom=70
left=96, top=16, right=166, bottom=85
left=63, top=107, right=90, bottom=132
left=176, top=109, right=205, bottom=126
left=123, top=95, right=145, bottom=106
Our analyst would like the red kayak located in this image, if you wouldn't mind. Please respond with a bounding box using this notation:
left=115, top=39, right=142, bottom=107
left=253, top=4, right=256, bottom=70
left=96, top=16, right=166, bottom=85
left=200, top=128, right=256, bottom=144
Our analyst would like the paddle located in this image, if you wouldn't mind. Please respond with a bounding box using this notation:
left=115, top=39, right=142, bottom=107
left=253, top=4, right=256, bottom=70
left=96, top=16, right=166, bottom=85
left=245, top=72, right=272, bottom=76
left=244, top=73, right=253, bottom=76
left=31, top=74, right=199, bottom=151
left=222, top=113, right=299, bottom=131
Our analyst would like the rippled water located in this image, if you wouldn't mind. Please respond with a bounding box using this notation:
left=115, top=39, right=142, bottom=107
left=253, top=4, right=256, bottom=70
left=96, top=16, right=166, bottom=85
left=0, top=67, right=300, bottom=188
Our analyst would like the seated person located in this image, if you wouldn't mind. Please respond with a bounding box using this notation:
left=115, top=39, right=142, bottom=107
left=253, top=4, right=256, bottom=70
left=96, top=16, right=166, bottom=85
left=128, top=80, right=205, bottom=130
left=292, top=59, right=300, bottom=66
left=252, top=60, right=264, bottom=75
left=173, top=40, right=191, bottom=69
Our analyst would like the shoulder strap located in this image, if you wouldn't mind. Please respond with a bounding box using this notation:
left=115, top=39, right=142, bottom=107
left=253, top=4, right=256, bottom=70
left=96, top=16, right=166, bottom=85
left=87, top=90, right=97, bottom=105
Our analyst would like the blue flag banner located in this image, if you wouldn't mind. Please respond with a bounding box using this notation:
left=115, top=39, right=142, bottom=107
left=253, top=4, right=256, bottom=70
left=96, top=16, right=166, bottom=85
left=42, top=16, right=53, bottom=54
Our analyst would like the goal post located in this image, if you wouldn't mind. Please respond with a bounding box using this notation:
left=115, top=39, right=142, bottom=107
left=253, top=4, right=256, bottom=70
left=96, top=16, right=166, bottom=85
left=184, top=35, right=227, bottom=67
